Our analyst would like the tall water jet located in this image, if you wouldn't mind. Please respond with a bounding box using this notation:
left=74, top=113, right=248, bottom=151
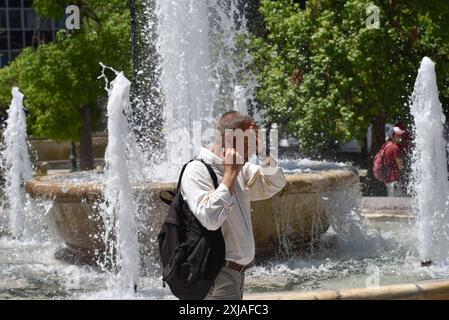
left=0, top=87, right=33, bottom=239
left=156, top=0, right=213, bottom=169
left=208, top=0, right=257, bottom=113
left=410, top=57, right=449, bottom=265
left=100, top=70, right=140, bottom=294
left=152, top=0, right=256, bottom=179
left=129, top=0, right=165, bottom=161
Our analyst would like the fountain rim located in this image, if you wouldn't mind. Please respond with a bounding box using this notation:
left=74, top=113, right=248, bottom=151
left=24, top=169, right=359, bottom=202
left=244, top=278, right=449, bottom=300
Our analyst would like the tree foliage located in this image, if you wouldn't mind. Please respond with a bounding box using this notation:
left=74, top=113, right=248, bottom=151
left=252, top=0, right=449, bottom=154
left=0, top=0, right=131, bottom=141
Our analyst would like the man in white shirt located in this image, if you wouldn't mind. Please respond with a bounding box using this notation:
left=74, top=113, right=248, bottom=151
left=180, top=111, right=287, bottom=300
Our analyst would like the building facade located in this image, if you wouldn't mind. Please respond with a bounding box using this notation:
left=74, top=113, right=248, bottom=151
left=0, top=0, right=63, bottom=67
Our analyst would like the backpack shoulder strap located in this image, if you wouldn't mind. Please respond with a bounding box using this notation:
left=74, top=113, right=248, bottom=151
left=176, top=160, right=195, bottom=191
left=198, top=159, right=219, bottom=189
left=160, top=160, right=194, bottom=205
left=175, top=159, right=219, bottom=191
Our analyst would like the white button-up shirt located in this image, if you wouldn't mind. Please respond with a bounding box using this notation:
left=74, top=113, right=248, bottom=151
left=180, top=147, right=287, bottom=265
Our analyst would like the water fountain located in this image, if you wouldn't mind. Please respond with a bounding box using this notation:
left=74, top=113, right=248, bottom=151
left=23, top=0, right=358, bottom=274
left=410, top=57, right=449, bottom=266
left=0, top=88, right=33, bottom=239
left=99, top=70, right=140, bottom=294
left=3, top=1, right=449, bottom=300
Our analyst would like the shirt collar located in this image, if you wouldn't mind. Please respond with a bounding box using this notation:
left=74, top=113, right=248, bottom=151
left=199, top=146, right=224, bottom=173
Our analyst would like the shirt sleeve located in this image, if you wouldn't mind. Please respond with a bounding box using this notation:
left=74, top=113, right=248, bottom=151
left=241, top=156, right=287, bottom=202
left=180, top=161, right=233, bottom=231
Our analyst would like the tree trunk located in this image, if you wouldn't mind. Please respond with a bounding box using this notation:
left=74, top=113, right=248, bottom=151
left=78, top=105, right=95, bottom=171
left=371, top=114, right=387, bottom=157
left=365, top=114, right=388, bottom=196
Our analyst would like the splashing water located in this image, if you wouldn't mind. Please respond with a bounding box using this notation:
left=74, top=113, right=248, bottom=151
left=147, top=0, right=257, bottom=180
left=0, top=88, right=33, bottom=239
left=208, top=0, right=257, bottom=113
left=129, top=0, right=165, bottom=162
left=410, top=57, right=449, bottom=265
left=99, top=70, right=140, bottom=295
left=1, top=1, right=424, bottom=300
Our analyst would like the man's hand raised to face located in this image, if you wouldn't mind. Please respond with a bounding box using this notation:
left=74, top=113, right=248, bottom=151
left=222, top=147, right=243, bottom=194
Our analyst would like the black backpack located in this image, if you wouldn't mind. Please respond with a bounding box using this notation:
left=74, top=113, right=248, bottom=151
left=158, top=159, right=226, bottom=300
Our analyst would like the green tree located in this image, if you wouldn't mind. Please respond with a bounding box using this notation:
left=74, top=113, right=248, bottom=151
left=253, top=0, right=449, bottom=159
left=0, top=0, right=132, bottom=170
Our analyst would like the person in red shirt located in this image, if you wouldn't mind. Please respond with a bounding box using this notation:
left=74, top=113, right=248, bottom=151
left=383, top=126, right=406, bottom=196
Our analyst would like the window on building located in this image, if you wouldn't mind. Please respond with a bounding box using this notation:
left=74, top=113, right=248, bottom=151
left=0, top=0, right=63, bottom=67
left=0, top=51, right=10, bottom=67
left=23, top=9, right=37, bottom=29
left=23, top=0, right=33, bottom=8
left=0, top=9, right=7, bottom=28
left=9, top=30, right=23, bottom=49
left=8, top=0, right=23, bottom=9
left=10, top=49, right=20, bottom=60
left=24, top=30, right=34, bottom=46
left=0, top=32, right=8, bottom=49
left=9, top=9, right=22, bottom=28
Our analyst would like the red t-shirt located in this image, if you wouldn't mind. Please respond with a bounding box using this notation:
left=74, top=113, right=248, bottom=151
left=383, top=142, right=401, bottom=182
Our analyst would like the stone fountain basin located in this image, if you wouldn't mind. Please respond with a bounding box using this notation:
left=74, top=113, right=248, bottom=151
left=245, top=279, right=449, bottom=300
left=25, top=168, right=359, bottom=265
